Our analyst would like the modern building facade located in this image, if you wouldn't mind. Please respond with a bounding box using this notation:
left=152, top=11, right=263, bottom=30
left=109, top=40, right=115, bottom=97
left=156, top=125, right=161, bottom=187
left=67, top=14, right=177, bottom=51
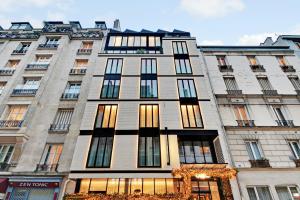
left=200, top=45, right=300, bottom=200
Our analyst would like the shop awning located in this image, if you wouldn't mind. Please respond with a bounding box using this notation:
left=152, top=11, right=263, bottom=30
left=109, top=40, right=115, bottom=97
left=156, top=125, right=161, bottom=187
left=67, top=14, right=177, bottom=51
left=0, top=178, right=8, bottom=193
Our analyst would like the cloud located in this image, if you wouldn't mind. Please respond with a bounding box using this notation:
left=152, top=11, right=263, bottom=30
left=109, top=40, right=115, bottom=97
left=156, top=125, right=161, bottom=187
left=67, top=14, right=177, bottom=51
left=199, top=40, right=224, bottom=45
left=236, top=24, right=300, bottom=45
left=180, top=0, right=245, bottom=18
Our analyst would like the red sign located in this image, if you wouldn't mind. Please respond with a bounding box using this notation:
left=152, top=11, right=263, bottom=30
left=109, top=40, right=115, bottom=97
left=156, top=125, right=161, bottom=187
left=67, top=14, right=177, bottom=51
left=9, top=182, right=59, bottom=188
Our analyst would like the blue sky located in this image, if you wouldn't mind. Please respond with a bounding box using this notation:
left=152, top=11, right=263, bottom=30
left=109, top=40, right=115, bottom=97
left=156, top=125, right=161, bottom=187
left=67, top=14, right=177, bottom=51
left=0, top=0, right=299, bottom=45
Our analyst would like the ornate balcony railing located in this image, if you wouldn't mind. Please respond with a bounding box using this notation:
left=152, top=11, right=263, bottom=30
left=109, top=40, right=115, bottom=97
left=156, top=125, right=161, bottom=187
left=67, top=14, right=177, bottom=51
left=36, top=164, right=58, bottom=172
left=77, top=48, right=92, bottom=55
left=0, top=68, right=15, bottom=75
left=275, top=120, right=294, bottom=127
left=218, top=65, right=233, bottom=72
left=38, top=44, right=58, bottom=49
left=12, top=88, right=38, bottom=96
left=249, top=159, right=270, bottom=168
left=226, top=89, right=243, bottom=95
left=281, top=65, right=296, bottom=72
left=0, top=162, right=10, bottom=171
left=49, top=123, right=70, bottom=132
left=26, top=63, right=49, bottom=70
left=0, top=120, right=23, bottom=128
left=236, top=120, right=255, bottom=127
left=11, top=49, right=27, bottom=54
left=61, top=92, right=79, bottom=100
left=69, top=68, right=87, bottom=75
left=262, top=90, right=278, bottom=96
left=250, top=65, right=265, bottom=72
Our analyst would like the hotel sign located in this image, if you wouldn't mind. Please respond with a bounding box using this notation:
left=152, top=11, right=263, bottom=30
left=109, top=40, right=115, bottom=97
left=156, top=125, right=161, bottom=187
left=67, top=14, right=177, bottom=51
left=9, top=182, right=59, bottom=188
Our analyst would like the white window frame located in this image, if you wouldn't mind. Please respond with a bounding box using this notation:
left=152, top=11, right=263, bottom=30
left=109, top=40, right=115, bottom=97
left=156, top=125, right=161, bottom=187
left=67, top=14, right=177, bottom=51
left=276, top=185, right=300, bottom=200
left=288, top=141, right=300, bottom=159
left=0, top=144, right=14, bottom=163
left=245, top=140, right=263, bottom=160
left=40, top=144, right=63, bottom=165
left=247, top=186, right=273, bottom=200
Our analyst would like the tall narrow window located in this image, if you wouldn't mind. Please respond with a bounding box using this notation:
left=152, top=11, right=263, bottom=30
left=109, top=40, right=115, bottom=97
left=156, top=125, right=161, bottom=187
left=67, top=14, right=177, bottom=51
left=247, top=186, right=273, bottom=200
left=105, top=58, right=123, bottom=74
left=138, top=136, right=160, bottom=167
left=6, top=105, right=27, bottom=121
left=45, top=37, right=59, bottom=45
left=141, top=59, right=157, bottom=98
left=178, top=139, right=214, bottom=164
left=50, top=109, right=73, bottom=132
left=175, top=59, right=192, bottom=74
left=276, top=186, right=300, bottom=200
left=216, top=56, right=227, bottom=66
left=0, top=144, right=14, bottom=164
left=0, top=82, right=6, bottom=94
left=39, top=144, right=63, bottom=171
left=245, top=141, right=263, bottom=160
left=101, top=79, right=120, bottom=98
left=95, top=105, right=118, bottom=128
left=233, top=105, right=249, bottom=121
left=224, top=77, right=239, bottom=91
left=272, top=106, right=290, bottom=127
left=180, top=104, right=203, bottom=128
left=288, top=141, right=300, bottom=159
left=6, top=60, right=20, bottom=68
left=247, top=56, right=258, bottom=65
left=139, top=105, right=159, bottom=128
left=276, top=56, right=287, bottom=66
left=15, top=42, right=30, bottom=53
left=82, top=41, right=93, bottom=49
left=62, top=82, right=81, bottom=99
left=172, top=41, right=188, bottom=54
left=177, top=79, right=197, bottom=98
left=87, top=136, right=113, bottom=168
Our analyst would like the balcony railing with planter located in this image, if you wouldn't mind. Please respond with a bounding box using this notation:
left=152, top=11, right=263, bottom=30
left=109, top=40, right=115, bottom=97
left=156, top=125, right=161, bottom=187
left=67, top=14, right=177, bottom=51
left=226, top=89, right=243, bottom=95
left=77, top=48, right=92, bottom=55
left=69, top=68, right=87, bottom=75
left=250, top=65, right=266, bottom=72
left=280, top=65, right=296, bottom=72
left=49, top=123, right=70, bottom=132
left=61, top=92, right=79, bottom=100
left=261, top=90, right=278, bottom=96
left=11, top=85, right=38, bottom=96
left=0, top=67, right=15, bottom=75
left=249, top=159, right=271, bottom=168
left=276, top=120, right=294, bottom=127
left=26, top=63, right=49, bottom=70
left=0, top=163, right=11, bottom=171
left=294, top=159, right=300, bottom=167
left=36, top=164, right=58, bottom=172
left=11, top=49, right=27, bottom=55
left=0, top=120, right=23, bottom=128
left=236, top=120, right=255, bottom=127
left=37, top=44, right=58, bottom=49
left=218, top=65, right=233, bottom=72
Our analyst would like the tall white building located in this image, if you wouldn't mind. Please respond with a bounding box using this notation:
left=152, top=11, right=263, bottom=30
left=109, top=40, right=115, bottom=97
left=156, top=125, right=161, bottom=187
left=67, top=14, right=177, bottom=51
left=200, top=45, right=300, bottom=200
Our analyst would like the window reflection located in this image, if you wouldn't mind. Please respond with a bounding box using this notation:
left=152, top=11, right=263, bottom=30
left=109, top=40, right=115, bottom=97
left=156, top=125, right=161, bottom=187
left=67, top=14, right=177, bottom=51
left=140, top=105, right=159, bottom=128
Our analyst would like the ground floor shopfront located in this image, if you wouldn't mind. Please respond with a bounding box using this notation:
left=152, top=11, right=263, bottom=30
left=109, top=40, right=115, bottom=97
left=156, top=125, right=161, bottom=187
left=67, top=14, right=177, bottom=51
left=4, top=177, right=62, bottom=200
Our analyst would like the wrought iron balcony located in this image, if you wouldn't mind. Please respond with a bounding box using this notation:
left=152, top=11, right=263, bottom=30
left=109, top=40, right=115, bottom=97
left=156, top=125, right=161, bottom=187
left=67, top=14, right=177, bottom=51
left=236, top=120, right=255, bottom=127
left=0, top=120, right=23, bottom=128
left=250, top=65, right=265, bottom=72
left=26, top=63, right=49, bottom=70
left=11, top=49, right=27, bottom=54
left=280, top=65, right=296, bottom=72
left=36, top=164, right=58, bottom=172
left=226, top=89, right=243, bottom=95
left=0, top=162, right=10, bottom=171
left=61, top=92, right=79, bottom=100
left=0, top=68, right=15, bottom=75
left=38, top=44, right=58, bottom=49
left=77, top=48, right=92, bottom=55
left=261, top=90, right=278, bottom=96
left=69, top=68, right=87, bottom=75
left=12, top=86, right=38, bottom=96
left=49, top=123, right=70, bottom=132
left=249, top=159, right=270, bottom=168
left=275, top=120, right=294, bottom=127
left=218, top=65, right=233, bottom=72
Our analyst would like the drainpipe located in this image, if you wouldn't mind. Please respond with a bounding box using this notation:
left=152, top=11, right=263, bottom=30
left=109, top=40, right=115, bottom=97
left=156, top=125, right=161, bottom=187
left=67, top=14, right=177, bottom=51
left=60, top=178, right=71, bottom=199
left=199, top=50, right=244, bottom=199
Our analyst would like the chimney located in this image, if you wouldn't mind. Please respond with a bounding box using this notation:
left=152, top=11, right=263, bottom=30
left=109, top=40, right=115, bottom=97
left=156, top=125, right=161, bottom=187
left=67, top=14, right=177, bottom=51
left=113, top=19, right=121, bottom=31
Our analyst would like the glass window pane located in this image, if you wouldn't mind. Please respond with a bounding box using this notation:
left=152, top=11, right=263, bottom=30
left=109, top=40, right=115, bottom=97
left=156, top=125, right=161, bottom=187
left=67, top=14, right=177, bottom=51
left=103, top=137, right=113, bottom=167
left=95, top=137, right=106, bottom=166
left=141, top=37, right=147, bottom=46
left=181, top=105, right=189, bottom=127
left=202, top=141, right=213, bottom=163
left=114, top=36, right=122, bottom=47
left=107, top=179, right=119, bottom=194
left=102, top=105, right=111, bottom=128
left=109, top=105, right=117, bottom=128
left=175, top=59, right=181, bottom=73
left=276, top=187, right=292, bottom=200
left=184, top=141, right=195, bottom=163
left=149, top=37, right=155, bottom=47
left=143, top=179, right=154, bottom=194
left=153, top=105, right=159, bottom=127
left=155, top=37, right=161, bottom=47
left=193, top=141, right=205, bottom=163
left=87, top=138, right=99, bottom=166
left=247, top=187, right=258, bottom=200
left=134, top=36, right=141, bottom=46
left=140, top=105, right=146, bottom=127
left=173, top=42, right=178, bottom=54
left=252, top=142, right=262, bottom=160
left=130, top=179, right=142, bottom=194
left=90, top=179, right=107, bottom=192
left=109, top=36, right=115, bottom=46
left=79, top=179, right=90, bottom=193
left=187, top=105, right=196, bottom=127
left=141, top=59, right=146, bottom=74
left=155, top=179, right=166, bottom=194
left=193, top=105, right=203, bottom=127
left=139, top=137, right=146, bottom=166
left=146, top=105, right=152, bottom=127
left=180, top=59, right=186, bottom=73
left=257, top=187, right=272, bottom=200
left=153, top=136, right=160, bottom=166
left=146, top=137, right=153, bottom=166
left=166, top=179, right=175, bottom=193
left=128, top=37, right=134, bottom=47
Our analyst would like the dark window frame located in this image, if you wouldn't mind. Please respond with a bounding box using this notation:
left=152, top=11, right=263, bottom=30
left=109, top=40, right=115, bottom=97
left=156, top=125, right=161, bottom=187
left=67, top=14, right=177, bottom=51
left=139, top=104, right=160, bottom=128
left=138, top=134, right=161, bottom=168
left=172, top=41, right=189, bottom=55
left=180, top=103, right=203, bottom=128
left=177, top=79, right=197, bottom=98
left=104, top=58, right=123, bottom=75
left=94, top=104, right=118, bottom=129
left=100, top=78, right=121, bottom=99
